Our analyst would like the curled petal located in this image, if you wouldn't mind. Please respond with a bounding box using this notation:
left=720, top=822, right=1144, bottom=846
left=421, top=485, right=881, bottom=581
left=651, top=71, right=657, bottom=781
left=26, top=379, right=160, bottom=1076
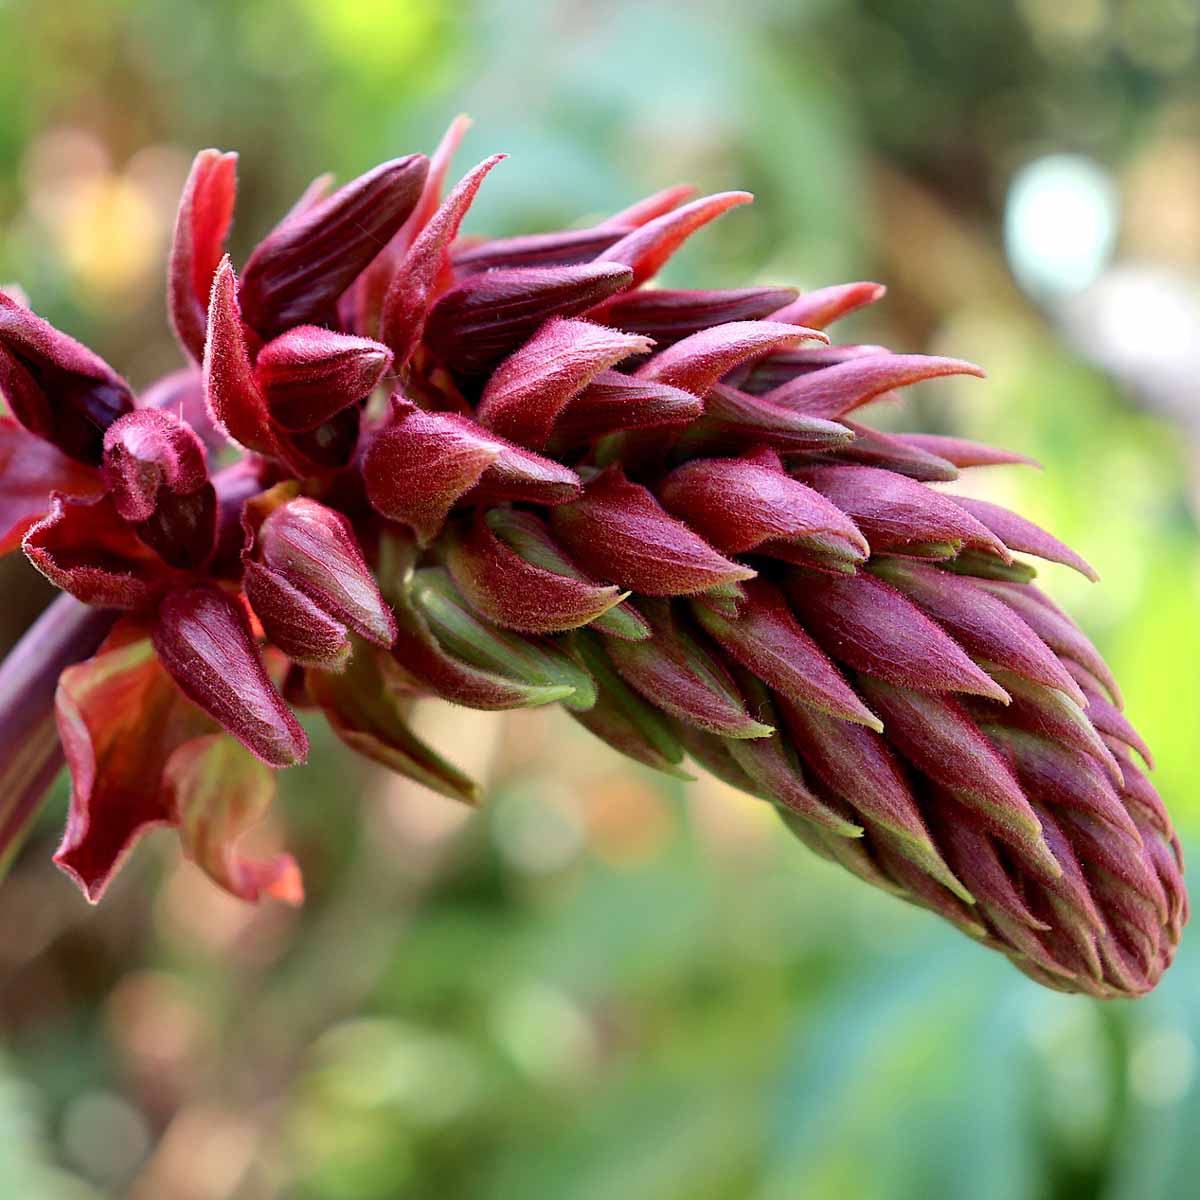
left=240, top=154, right=430, bottom=337
left=380, top=155, right=506, bottom=366
left=164, top=733, right=303, bottom=903
left=549, top=466, right=755, bottom=596
left=477, top=318, right=651, bottom=449
left=102, top=408, right=209, bottom=522
left=765, top=353, right=983, bottom=420
left=423, top=262, right=634, bottom=376
left=24, top=493, right=174, bottom=609
left=255, top=326, right=392, bottom=432
left=785, top=570, right=1009, bottom=701
left=0, top=292, right=134, bottom=463
left=169, top=149, right=238, bottom=363
left=53, top=624, right=212, bottom=902
left=0, top=417, right=104, bottom=554
left=153, top=586, right=308, bottom=768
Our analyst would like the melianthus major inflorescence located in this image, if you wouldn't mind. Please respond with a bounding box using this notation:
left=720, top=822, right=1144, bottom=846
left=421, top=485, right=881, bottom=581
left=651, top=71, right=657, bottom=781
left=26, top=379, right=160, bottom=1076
left=0, top=118, right=1185, bottom=997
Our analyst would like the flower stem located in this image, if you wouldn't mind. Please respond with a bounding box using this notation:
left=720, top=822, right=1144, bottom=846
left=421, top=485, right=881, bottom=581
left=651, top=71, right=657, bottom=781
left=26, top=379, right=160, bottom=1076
left=0, top=596, right=116, bottom=878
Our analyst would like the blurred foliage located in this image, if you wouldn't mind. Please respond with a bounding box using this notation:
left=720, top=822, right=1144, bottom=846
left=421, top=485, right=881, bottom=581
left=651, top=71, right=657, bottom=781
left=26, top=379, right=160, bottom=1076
left=1, top=0, right=1199, bottom=1197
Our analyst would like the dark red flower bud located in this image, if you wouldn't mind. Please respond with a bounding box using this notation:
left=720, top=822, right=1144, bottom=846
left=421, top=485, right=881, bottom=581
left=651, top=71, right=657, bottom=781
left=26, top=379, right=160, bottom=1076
left=363, top=395, right=580, bottom=544
left=549, top=370, right=703, bottom=447
left=692, top=579, right=880, bottom=728
left=255, top=326, right=392, bottom=432
left=795, top=463, right=1009, bottom=562
left=786, top=571, right=1010, bottom=701
left=896, top=433, right=1038, bottom=470
left=240, top=154, right=430, bottom=337
left=477, top=318, right=651, bottom=449
left=948, top=496, right=1098, bottom=580
left=246, top=496, right=396, bottom=668
left=169, top=149, right=238, bottom=363
left=0, top=292, right=134, bottom=463
left=823, top=420, right=960, bottom=482
left=549, top=466, right=756, bottom=596
left=659, top=452, right=869, bottom=570
left=600, top=286, right=799, bottom=347
left=606, top=600, right=773, bottom=739
left=422, top=263, right=635, bottom=376
left=153, top=586, right=308, bottom=768
left=444, top=510, right=628, bottom=635
left=680, top=383, right=853, bottom=454
left=635, top=320, right=822, bottom=397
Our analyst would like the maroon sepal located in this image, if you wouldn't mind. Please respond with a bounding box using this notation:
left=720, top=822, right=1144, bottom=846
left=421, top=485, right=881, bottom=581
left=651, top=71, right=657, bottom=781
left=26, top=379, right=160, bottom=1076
left=24, top=493, right=177, bottom=610
left=766, top=281, right=886, bottom=330
left=549, top=370, right=703, bottom=447
left=599, top=287, right=799, bottom=347
left=948, top=496, right=1098, bottom=581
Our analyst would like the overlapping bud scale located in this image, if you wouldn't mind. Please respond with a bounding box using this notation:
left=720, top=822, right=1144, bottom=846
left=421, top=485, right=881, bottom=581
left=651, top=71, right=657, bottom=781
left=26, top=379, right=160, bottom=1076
left=0, top=125, right=1182, bottom=995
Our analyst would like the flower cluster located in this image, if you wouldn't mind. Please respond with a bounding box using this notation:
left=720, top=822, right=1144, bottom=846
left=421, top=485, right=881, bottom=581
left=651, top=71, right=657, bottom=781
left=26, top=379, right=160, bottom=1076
left=0, top=119, right=1184, bottom=996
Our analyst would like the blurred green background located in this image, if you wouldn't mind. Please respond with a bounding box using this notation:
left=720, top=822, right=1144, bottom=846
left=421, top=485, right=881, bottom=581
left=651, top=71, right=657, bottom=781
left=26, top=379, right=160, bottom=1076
left=1, top=1, right=1199, bottom=1196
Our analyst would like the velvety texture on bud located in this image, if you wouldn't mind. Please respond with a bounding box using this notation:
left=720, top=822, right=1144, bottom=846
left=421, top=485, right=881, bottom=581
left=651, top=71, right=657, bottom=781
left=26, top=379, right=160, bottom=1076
left=240, top=155, right=430, bottom=337
left=245, top=496, right=396, bottom=669
left=363, top=395, right=580, bottom=544
left=153, top=587, right=308, bottom=767
left=255, top=326, right=392, bottom=432
left=550, top=467, right=756, bottom=596
left=0, top=130, right=1181, bottom=997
